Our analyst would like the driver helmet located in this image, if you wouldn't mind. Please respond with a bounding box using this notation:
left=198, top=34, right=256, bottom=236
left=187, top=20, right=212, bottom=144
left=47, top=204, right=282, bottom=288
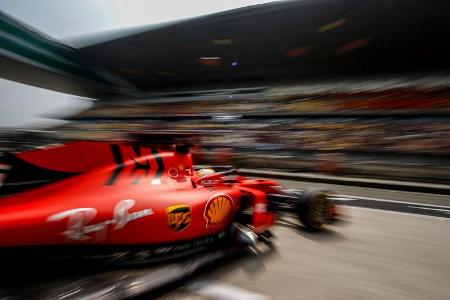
left=195, top=168, right=215, bottom=177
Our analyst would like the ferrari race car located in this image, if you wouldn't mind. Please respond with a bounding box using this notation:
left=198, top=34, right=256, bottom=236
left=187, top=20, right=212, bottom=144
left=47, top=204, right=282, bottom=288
left=0, top=141, right=336, bottom=264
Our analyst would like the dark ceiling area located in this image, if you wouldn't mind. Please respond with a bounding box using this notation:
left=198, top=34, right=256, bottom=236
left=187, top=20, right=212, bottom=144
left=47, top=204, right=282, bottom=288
left=79, top=0, right=450, bottom=93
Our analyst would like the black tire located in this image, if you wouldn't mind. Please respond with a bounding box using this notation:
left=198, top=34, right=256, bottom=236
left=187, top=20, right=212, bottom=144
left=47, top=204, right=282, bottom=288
left=296, top=188, right=332, bottom=230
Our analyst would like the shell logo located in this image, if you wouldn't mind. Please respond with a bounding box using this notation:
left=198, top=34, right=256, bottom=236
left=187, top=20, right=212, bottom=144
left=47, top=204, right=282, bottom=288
left=204, top=195, right=233, bottom=227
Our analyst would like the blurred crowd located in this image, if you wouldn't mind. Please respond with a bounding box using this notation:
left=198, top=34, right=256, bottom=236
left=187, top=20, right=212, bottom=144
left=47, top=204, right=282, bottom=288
left=59, top=87, right=450, bottom=155
left=76, top=88, right=450, bottom=117
left=2, top=86, right=450, bottom=184
left=55, top=118, right=450, bottom=156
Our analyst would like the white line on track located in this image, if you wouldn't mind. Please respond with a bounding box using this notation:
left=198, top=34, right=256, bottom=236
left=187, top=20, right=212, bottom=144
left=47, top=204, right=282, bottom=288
left=348, top=206, right=450, bottom=221
left=407, top=206, right=450, bottom=214
left=328, top=196, right=359, bottom=201
left=333, top=194, right=450, bottom=209
left=187, top=280, right=269, bottom=300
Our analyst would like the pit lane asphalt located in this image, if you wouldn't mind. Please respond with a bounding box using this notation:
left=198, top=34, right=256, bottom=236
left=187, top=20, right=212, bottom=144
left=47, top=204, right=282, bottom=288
left=156, top=180, right=450, bottom=300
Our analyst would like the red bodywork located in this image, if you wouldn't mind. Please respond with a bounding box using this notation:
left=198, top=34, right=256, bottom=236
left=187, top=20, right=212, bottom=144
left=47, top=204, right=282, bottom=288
left=0, top=142, right=276, bottom=248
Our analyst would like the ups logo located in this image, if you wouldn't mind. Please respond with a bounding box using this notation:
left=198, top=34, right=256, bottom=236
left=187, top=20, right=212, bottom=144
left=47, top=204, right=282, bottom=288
left=167, top=205, right=191, bottom=232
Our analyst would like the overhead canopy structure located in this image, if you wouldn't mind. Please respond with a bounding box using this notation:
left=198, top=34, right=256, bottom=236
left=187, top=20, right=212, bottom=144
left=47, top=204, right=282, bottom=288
left=78, top=0, right=450, bottom=92
left=1, top=0, right=450, bottom=97
left=0, top=11, right=138, bottom=97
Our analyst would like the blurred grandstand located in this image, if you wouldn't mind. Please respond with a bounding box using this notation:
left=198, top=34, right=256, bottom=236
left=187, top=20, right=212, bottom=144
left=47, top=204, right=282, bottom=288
left=2, top=0, right=450, bottom=184
left=17, top=76, right=441, bottom=184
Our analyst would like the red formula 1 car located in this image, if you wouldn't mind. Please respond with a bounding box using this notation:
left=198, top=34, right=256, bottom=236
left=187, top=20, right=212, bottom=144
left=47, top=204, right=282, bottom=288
left=0, top=140, right=336, bottom=263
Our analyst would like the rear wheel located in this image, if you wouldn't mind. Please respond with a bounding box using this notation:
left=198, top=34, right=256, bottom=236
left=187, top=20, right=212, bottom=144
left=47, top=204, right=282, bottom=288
left=297, top=189, right=333, bottom=230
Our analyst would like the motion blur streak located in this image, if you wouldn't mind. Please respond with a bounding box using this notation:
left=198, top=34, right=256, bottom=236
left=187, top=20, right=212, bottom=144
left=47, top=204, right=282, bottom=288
left=286, top=46, right=311, bottom=58
left=336, top=37, right=372, bottom=54
left=187, top=281, right=269, bottom=300
left=318, top=18, right=346, bottom=33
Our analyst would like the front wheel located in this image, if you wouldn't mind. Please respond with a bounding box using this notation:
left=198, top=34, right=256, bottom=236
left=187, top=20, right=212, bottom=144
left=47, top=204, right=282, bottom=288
left=297, top=189, right=334, bottom=230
